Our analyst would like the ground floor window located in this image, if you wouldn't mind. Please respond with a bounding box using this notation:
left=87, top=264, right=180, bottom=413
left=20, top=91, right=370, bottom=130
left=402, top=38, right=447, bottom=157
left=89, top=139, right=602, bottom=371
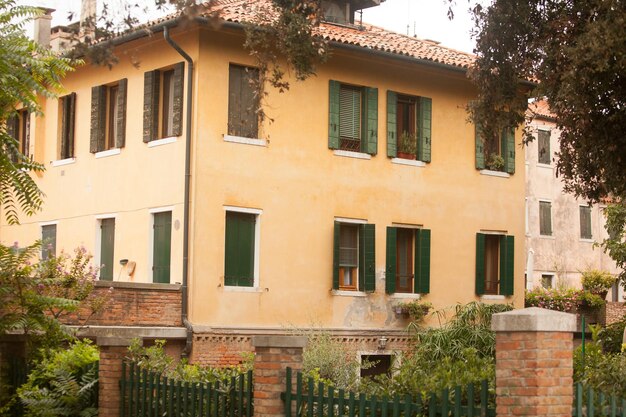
left=360, top=354, right=393, bottom=379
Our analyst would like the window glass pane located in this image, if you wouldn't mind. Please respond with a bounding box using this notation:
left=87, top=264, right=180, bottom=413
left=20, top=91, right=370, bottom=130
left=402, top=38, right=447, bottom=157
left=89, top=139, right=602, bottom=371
left=541, top=274, right=553, bottom=288
left=107, top=85, right=119, bottom=149
left=339, top=85, right=361, bottom=151
left=100, top=218, right=115, bottom=281
left=484, top=235, right=500, bottom=294
left=580, top=206, right=592, bottom=239
left=538, top=130, right=551, bottom=164
left=228, top=65, right=259, bottom=138
left=396, top=228, right=413, bottom=293
left=539, top=201, right=552, bottom=236
left=41, top=224, right=57, bottom=260
left=162, top=70, right=175, bottom=137
left=339, top=224, right=358, bottom=267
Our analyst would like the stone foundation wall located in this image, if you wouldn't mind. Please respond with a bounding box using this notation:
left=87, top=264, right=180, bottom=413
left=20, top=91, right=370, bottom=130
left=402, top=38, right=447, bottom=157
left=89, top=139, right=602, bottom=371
left=603, top=302, right=626, bottom=326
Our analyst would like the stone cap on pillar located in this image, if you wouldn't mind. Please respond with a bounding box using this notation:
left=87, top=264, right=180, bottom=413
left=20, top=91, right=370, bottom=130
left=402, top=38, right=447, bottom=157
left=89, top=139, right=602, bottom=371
left=491, top=307, right=576, bottom=332
left=252, top=336, right=307, bottom=348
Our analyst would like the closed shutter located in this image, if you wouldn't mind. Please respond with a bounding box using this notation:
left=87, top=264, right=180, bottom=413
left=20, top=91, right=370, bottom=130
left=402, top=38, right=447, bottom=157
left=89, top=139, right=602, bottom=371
left=385, top=227, right=397, bottom=294
left=503, top=127, right=515, bottom=174
left=328, top=80, right=340, bottom=149
left=143, top=70, right=160, bottom=143
left=61, top=93, right=76, bottom=159
left=90, top=85, right=106, bottom=153
left=415, top=229, right=431, bottom=294
left=153, top=211, right=172, bottom=284
left=116, top=79, right=127, bottom=148
left=333, top=221, right=340, bottom=290
left=418, top=97, right=432, bottom=162
left=475, top=126, right=485, bottom=169
left=361, top=224, right=376, bottom=292
left=365, top=87, right=378, bottom=155
left=224, top=212, right=255, bottom=287
left=538, top=130, right=551, bottom=164
left=499, top=235, right=514, bottom=296
left=386, top=91, right=397, bottom=158
left=99, top=218, right=115, bottom=281
left=172, top=62, right=184, bottom=137
left=339, top=86, right=361, bottom=142
left=539, top=201, right=552, bottom=235
left=41, top=224, right=57, bottom=260
left=580, top=206, right=592, bottom=239
left=475, top=233, right=486, bottom=295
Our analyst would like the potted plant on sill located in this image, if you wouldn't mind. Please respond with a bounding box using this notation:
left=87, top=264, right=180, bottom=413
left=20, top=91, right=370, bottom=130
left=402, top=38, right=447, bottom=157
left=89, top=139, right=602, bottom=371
left=581, top=269, right=616, bottom=301
left=486, top=153, right=505, bottom=171
left=394, top=299, right=432, bottom=322
left=397, top=131, right=417, bottom=160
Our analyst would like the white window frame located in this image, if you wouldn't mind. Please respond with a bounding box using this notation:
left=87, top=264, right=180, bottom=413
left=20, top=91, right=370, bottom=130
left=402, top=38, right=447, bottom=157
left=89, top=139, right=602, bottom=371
left=39, top=221, right=58, bottom=259
left=579, top=204, right=593, bottom=242
left=540, top=273, right=555, bottom=289
left=223, top=205, right=262, bottom=290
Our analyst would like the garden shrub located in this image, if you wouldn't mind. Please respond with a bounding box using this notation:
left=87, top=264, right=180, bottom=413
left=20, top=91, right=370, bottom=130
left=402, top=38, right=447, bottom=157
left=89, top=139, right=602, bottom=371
left=301, top=332, right=362, bottom=391
left=598, top=317, right=626, bottom=354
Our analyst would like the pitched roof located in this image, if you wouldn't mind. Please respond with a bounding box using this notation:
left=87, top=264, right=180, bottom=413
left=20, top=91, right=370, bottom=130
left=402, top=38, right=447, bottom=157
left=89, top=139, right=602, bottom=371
left=206, top=0, right=475, bottom=70
left=528, top=99, right=556, bottom=120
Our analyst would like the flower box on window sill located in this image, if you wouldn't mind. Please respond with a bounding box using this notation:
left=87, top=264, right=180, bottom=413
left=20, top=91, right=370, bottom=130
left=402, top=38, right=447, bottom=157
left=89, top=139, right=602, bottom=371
left=397, top=152, right=416, bottom=160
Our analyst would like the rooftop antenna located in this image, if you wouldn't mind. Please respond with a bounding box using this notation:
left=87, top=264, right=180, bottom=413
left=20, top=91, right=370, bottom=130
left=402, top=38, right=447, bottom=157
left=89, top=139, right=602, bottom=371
left=413, top=21, right=416, bottom=37
left=358, top=9, right=363, bottom=28
left=406, top=0, right=410, bottom=35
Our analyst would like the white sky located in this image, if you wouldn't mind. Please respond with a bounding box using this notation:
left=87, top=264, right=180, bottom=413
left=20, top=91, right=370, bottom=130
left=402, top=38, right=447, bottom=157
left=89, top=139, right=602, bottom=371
left=21, top=0, right=481, bottom=53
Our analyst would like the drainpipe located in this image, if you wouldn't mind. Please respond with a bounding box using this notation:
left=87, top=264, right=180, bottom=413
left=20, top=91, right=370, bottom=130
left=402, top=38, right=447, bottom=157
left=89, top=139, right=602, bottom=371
left=163, top=25, right=194, bottom=359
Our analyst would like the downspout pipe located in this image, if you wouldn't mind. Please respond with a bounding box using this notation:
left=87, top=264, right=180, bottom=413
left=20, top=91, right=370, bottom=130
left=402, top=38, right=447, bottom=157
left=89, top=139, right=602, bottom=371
left=163, top=25, right=194, bottom=359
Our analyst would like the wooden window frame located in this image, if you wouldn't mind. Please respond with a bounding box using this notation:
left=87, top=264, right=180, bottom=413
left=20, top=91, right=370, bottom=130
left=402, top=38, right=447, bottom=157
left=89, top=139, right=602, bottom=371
left=339, top=223, right=359, bottom=290
left=395, top=228, right=414, bottom=293
left=396, top=95, right=418, bottom=159
left=227, top=64, right=260, bottom=139
left=483, top=234, right=501, bottom=295
left=537, top=129, right=551, bottom=165
left=539, top=201, right=553, bottom=236
left=579, top=205, right=592, bottom=240
left=339, top=84, right=363, bottom=152
left=106, top=84, right=119, bottom=151
left=161, top=69, right=175, bottom=138
left=58, top=94, right=76, bottom=160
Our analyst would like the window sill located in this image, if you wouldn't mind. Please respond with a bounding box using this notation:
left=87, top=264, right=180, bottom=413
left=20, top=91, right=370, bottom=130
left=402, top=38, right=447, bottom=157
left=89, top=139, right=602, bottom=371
left=95, top=148, right=121, bottom=159
left=333, top=150, right=371, bottom=160
left=580, top=238, right=594, bottom=243
left=479, top=169, right=510, bottom=178
left=148, top=136, right=177, bottom=148
left=391, top=158, right=426, bottom=168
left=537, top=163, right=552, bottom=169
left=390, top=293, right=421, bottom=300
left=539, top=235, right=555, bottom=240
left=480, top=294, right=507, bottom=301
left=51, top=158, right=76, bottom=167
left=223, top=286, right=263, bottom=293
left=224, top=135, right=267, bottom=147
left=331, top=290, right=367, bottom=297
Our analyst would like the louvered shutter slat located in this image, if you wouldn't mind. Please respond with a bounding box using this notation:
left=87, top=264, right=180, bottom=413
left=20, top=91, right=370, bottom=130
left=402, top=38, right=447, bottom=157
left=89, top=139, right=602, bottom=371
left=415, top=229, right=431, bottom=294
left=475, top=125, right=485, bottom=169
left=386, top=90, right=397, bottom=158
left=418, top=97, right=432, bottom=162
left=328, top=81, right=340, bottom=149
left=362, top=224, right=376, bottom=292
left=385, top=227, right=397, bottom=294
left=172, top=62, right=184, bottom=137
left=365, top=87, right=378, bottom=155
left=116, top=79, right=127, bottom=148
left=475, top=233, right=486, bottom=295
left=143, top=70, right=159, bottom=142
left=333, top=222, right=340, bottom=290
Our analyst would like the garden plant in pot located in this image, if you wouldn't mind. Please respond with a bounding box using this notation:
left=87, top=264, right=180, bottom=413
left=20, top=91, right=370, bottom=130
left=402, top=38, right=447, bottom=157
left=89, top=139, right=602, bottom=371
left=581, top=269, right=617, bottom=301
left=398, top=131, right=417, bottom=160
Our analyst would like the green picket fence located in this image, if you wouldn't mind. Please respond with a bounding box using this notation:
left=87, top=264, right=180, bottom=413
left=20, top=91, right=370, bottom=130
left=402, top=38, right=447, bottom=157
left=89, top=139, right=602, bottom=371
left=573, top=383, right=626, bottom=417
left=282, top=368, right=495, bottom=417
left=120, top=361, right=253, bottom=417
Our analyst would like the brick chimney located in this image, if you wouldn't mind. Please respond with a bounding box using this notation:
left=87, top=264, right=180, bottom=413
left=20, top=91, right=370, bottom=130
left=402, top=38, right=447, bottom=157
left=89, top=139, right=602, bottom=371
left=33, top=8, right=54, bottom=47
left=321, top=0, right=384, bottom=24
left=80, top=0, right=96, bottom=42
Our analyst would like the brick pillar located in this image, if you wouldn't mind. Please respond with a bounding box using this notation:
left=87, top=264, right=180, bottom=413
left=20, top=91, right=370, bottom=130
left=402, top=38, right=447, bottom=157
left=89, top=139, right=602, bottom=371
left=97, top=337, right=131, bottom=417
left=492, top=307, right=576, bottom=417
left=252, top=336, right=307, bottom=417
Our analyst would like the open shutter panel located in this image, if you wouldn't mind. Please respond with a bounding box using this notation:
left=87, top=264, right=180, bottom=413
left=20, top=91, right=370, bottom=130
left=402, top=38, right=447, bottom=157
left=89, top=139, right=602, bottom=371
left=67, top=93, right=76, bottom=158
left=499, top=235, right=515, bottom=296
left=415, top=229, right=431, bottom=294
left=362, top=224, right=376, bottom=292
left=90, top=85, right=106, bottom=153
left=116, top=78, right=127, bottom=148
left=6, top=115, right=17, bottom=139
left=386, top=91, right=397, bottom=158
left=475, top=233, right=486, bottom=295
left=143, top=70, right=160, bottom=143
left=172, top=62, right=184, bottom=137
left=328, top=80, right=340, bottom=149
left=385, top=227, right=397, bottom=294
left=475, top=126, right=485, bottom=170
left=505, top=128, right=516, bottom=174
left=332, top=222, right=340, bottom=290
left=418, top=97, right=432, bottom=162
left=365, top=87, right=378, bottom=155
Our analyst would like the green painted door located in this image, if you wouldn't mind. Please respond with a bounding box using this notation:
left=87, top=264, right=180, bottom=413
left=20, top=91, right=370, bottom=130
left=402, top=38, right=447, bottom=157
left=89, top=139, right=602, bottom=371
left=224, top=212, right=255, bottom=287
left=99, top=218, right=115, bottom=281
left=153, top=212, right=172, bottom=284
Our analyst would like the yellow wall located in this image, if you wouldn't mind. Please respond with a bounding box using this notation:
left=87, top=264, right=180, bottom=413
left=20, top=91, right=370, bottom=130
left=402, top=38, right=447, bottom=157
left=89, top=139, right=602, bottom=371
left=1, top=25, right=525, bottom=331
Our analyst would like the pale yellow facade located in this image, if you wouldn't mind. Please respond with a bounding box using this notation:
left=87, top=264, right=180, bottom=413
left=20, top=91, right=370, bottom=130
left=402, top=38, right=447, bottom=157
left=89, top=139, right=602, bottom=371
left=1, top=22, right=525, bottom=334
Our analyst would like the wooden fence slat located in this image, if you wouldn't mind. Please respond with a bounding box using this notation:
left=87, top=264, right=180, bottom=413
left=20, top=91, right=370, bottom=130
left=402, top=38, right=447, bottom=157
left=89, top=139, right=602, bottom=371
left=467, top=383, right=474, bottom=417
left=441, top=388, right=449, bottom=416
left=454, top=386, right=462, bottom=417
left=391, top=395, right=399, bottom=417
left=338, top=389, right=345, bottom=417
left=296, top=370, right=302, bottom=417
left=317, top=382, right=324, bottom=417
left=307, top=378, right=314, bottom=417
left=402, top=394, right=411, bottom=417
left=348, top=391, right=356, bottom=417
left=328, top=386, right=335, bottom=417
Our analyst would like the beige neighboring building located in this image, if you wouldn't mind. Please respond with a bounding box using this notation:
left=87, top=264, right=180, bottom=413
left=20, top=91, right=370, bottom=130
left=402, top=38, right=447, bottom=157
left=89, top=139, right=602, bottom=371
left=525, top=101, right=621, bottom=299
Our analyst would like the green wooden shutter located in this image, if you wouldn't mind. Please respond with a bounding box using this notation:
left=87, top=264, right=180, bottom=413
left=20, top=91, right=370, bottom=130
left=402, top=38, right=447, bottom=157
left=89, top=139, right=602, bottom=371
left=6, top=115, right=17, bottom=139
left=415, top=229, right=431, bottom=294
left=386, top=91, right=397, bottom=158
left=224, top=212, right=255, bottom=287
left=328, top=80, right=340, bottom=149
left=60, top=93, right=76, bottom=159
left=153, top=211, right=172, bottom=283
left=333, top=221, right=340, bottom=290
left=361, top=224, right=376, bottom=292
left=116, top=78, right=127, bottom=148
left=41, top=224, right=57, bottom=260
left=503, top=127, right=515, bottom=174
left=418, top=97, right=432, bottom=162
left=365, top=87, right=378, bottom=155
left=90, top=85, right=106, bottom=153
left=172, top=62, right=184, bottom=137
left=99, top=218, right=115, bottom=281
left=475, top=126, right=485, bottom=170
left=499, top=235, right=514, bottom=296
left=475, top=233, right=486, bottom=295
left=143, top=70, right=160, bottom=143
left=385, top=227, right=397, bottom=294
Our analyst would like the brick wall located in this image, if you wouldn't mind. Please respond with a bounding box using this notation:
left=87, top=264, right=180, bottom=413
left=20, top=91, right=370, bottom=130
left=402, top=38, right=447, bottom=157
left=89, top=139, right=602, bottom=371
left=98, top=341, right=128, bottom=417
left=61, top=281, right=182, bottom=327
left=602, top=302, right=626, bottom=326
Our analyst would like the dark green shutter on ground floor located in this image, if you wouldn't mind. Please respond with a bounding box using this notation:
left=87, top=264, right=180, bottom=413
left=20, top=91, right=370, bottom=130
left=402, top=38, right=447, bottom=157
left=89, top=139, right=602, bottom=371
left=359, top=224, right=376, bottom=292
left=475, top=233, right=514, bottom=296
left=153, top=212, right=171, bottom=284
left=225, top=212, right=256, bottom=287
left=99, top=218, right=115, bottom=281
left=414, top=229, right=431, bottom=293
left=385, top=227, right=397, bottom=294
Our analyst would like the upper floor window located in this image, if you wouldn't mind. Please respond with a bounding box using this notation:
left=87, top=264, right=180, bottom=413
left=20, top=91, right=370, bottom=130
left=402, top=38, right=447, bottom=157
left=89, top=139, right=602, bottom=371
left=539, top=201, right=553, bottom=236
left=475, top=233, right=514, bottom=296
left=224, top=210, right=260, bottom=287
left=537, top=129, right=551, bottom=165
left=475, top=126, right=515, bottom=174
left=386, top=91, right=432, bottom=162
left=58, top=93, right=76, bottom=160
left=332, top=221, right=375, bottom=292
left=228, top=64, right=260, bottom=139
left=6, top=109, right=30, bottom=160
left=143, top=62, right=184, bottom=142
left=90, top=80, right=127, bottom=153
left=385, top=227, right=431, bottom=294
left=580, top=205, right=592, bottom=239
left=41, top=224, right=57, bottom=260
left=328, top=81, right=378, bottom=155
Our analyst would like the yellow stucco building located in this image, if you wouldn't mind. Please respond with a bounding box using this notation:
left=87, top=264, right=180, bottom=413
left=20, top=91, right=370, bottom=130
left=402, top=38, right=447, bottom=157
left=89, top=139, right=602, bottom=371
left=1, top=0, right=524, bottom=364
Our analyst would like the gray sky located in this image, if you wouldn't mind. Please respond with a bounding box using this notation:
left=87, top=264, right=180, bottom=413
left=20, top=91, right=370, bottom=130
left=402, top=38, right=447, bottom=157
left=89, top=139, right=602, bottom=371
left=22, top=0, right=480, bottom=53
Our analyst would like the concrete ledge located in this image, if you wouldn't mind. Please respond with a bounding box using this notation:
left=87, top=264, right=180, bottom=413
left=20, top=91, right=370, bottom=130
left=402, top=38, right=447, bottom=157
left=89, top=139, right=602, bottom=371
left=492, top=307, right=576, bottom=332
left=96, top=336, right=133, bottom=347
left=252, top=336, right=307, bottom=348
left=95, top=280, right=182, bottom=291
left=73, top=325, right=187, bottom=339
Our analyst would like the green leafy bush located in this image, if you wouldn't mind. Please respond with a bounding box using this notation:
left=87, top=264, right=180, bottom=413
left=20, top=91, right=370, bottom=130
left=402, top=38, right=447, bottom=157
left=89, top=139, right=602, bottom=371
left=302, top=332, right=362, bottom=391
left=525, top=287, right=580, bottom=311
left=581, top=269, right=616, bottom=294
left=598, top=317, right=626, bottom=354
left=395, top=300, right=432, bottom=323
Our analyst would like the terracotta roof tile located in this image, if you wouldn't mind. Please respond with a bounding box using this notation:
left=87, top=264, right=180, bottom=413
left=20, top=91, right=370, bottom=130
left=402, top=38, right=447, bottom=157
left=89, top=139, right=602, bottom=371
left=528, top=99, right=556, bottom=120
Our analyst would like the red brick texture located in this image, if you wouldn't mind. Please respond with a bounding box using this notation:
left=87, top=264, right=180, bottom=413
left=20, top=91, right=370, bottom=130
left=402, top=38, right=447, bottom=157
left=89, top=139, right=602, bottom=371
left=602, top=302, right=626, bottom=326
left=98, top=345, right=127, bottom=417
left=495, top=331, right=573, bottom=417
left=61, top=282, right=182, bottom=327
